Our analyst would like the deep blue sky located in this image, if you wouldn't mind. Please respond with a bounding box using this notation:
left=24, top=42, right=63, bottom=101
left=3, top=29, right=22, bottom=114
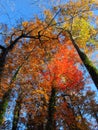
left=0, top=0, right=68, bottom=28
left=0, top=0, right=98, bottom=28
left=0, top=0, right=43, bottom=27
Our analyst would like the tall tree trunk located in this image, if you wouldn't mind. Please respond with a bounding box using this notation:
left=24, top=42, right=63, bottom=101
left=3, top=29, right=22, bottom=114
left=67, top=31, right=98, bottom=90
left=0, top=34, right=23, bottom=81
left=46, top=87, right=56, bottom=130
left=12, top=92, right=22, bottom=130
left=0, top=49, right=8, bottom=81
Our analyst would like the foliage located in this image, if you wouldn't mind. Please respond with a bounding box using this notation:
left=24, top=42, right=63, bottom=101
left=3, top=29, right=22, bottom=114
left=0, top=0, right=98, bottom=129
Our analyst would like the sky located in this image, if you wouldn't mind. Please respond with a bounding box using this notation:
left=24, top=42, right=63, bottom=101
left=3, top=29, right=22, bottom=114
left=0, top=0, right=98, bottom=27
left=0, top=0, right=70, bottom=28
left=0, top=0, right=43, bottom=27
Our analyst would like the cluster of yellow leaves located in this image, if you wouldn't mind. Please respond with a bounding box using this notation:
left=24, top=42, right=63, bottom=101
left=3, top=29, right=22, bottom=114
left=63, top=17, right=96, bottom=51
left=51, top=0, right=97, bottom=52
left=72, top=18, right=93, bottom=48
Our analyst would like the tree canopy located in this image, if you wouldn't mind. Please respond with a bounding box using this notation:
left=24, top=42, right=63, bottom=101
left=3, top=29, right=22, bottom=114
left=0, top=0, right=98, bottom=130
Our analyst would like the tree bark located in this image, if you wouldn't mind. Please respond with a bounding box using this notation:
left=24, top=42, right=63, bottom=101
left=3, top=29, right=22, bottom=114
left=46, top=87, right=56, bottom=130
left=67, top=31, right=98, bottom=90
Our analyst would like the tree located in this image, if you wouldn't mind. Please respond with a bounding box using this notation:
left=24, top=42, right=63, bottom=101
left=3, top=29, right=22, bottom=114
left=69, top=90, right=98, bottom=130
left=44, top=0, right=98, bottom=89
left=0, top=1, right=98, bottom=129
left=41, top=43, right=84, bottom=130
left=0, top=19, right=60, bottom=127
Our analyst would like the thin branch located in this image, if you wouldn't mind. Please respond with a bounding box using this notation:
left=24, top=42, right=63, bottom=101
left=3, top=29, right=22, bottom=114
left=9, top=47, right=35, bottom=85
left=41, top=34, right=58, bottom=40
left=44, top=8, right=61, bottom=30
left=8, top=34, right=23, bottom=50
left=10, top=32, right=16, bottom=43
left=22, top=34, right=38, bottom=39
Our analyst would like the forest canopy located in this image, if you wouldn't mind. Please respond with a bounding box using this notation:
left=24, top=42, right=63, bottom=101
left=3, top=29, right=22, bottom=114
left=0, top=0, right=98, bottom=130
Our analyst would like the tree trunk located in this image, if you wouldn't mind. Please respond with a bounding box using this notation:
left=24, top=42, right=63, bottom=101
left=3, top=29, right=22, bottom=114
left=0, top=49, right=8, bottom=81
left=46, top=87, right=56, bottom=130
left=67, top=31, right=98, bottom=90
